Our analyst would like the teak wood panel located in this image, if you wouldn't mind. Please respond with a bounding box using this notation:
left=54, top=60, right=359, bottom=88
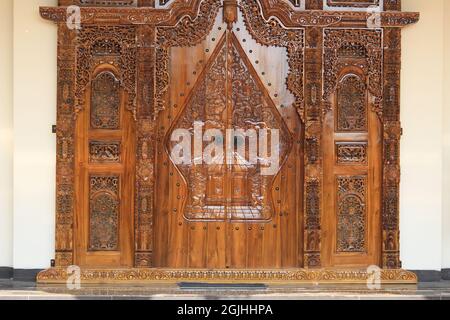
left=74, top=66, right=136, bottom=268
left=322, top=81, right=382, bottom=268
left=153, top=22, right=303, bottom=269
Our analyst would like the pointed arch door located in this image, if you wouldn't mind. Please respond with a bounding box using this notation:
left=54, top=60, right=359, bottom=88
left=153, top=6, right=303, bottom=269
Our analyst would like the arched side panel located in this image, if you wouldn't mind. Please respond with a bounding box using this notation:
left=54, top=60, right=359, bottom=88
left=322, top=28, right=383, bottom=268
left=74, top=65, right=136, bottom=268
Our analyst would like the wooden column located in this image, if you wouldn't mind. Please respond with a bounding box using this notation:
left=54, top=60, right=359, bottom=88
left=303, top=26, right=323, bottom=268
left=54, top=24, right=77, bottom=267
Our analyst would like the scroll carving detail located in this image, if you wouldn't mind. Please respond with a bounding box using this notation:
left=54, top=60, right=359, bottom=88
left=89, top=176, right=120, bottom=251
left=336, top=176, right=367, bottom=253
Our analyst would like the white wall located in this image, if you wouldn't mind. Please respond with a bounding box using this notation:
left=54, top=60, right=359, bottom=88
left=13, top=0, right=57, bottom=269
left=442, top=0, right=450, bottom=269
left=0, top=0, right=13, bottom=268
left=400, top=0, right=444, bottom=271
left=4, top=0, right=448, bottom=270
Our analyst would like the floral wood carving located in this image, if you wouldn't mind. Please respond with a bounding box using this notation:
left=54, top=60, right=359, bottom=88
left=154, top=0, right=221, bottom=119
left=336, top=176, right=367, bottom=253
left=43, top=0, right=418, bottom=275
left=55, top=25, right=77, bottom=267
left=336, top=75, right=368, bottom=132
left=240, top=0, right=304, bottom=118
left=89, top=176, right=120, bottom=251
left=90, top=72, right=121, bottom=129
left=76, top=26, right=137, bottom=119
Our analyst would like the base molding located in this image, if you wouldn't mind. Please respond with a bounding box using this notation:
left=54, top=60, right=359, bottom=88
left=37, top=268, right=417, bottom=284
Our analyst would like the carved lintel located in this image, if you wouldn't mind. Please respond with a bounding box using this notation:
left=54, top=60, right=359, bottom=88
left=40, top=5, right=419, bottom=28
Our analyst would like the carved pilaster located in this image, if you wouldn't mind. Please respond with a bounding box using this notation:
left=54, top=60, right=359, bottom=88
left=382, top=27, right=402, bottom=269
left=304, top=27, right=323, bottom=268
left=135, top=25, right=156, bottom=268
left=55, top=24, right=77, bottom=267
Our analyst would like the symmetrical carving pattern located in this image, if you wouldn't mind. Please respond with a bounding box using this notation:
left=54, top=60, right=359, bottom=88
left=89, top=141, right=121, bottom=163
left=37, top=267, right=418, bottom=284
left=89, top=176, right=120, bottom=251
left=336, top=176, right=367, bottom=253
left=76, top=26, right=137, bottom=118
left=90, top=72, right=121, bottom=129
left=167, top=34, right=292, bottom=221
left=336, top=75, right=367, bottom=132
left=41, top=0, right=417, bottom=277
left=323, top=28, right=382, bottom=112
left=336, top=142, right=368, bottom=164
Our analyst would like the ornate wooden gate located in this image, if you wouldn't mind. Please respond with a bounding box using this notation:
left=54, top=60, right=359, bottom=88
left=38, top=0, right=419, bottom=283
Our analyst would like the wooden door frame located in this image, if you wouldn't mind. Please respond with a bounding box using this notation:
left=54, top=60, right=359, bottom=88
left=38, top=0, right=419, bottom=283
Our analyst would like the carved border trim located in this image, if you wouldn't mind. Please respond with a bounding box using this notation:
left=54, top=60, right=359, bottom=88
left=54, top=25, right=77, bottom=267
left=240, top=0, right=304, bottom=116
left=382, top=27, right=402, bottom=268
left=40, top=5, right=419, bottom=28
left=154, top=0, right=221, bottom=118
left=37, top=267, right=417, bottom=284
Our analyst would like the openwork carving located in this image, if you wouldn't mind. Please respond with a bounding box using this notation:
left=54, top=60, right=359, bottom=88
left=76, top=26, right=137, bottom=118
left=90, top=72, right=121, bottom=130
left=323, top=28, right=382, bottom=111
left=336, top=176, right=367, bottom=253
left=241, top=0, right=304, bottom=116
left=89, top=141, right=121, bottom=163
left=89, top=176, right=120, bottom=251
left=155, top=0, right=221, bottom=118
left=336, top=142, right=368, bottom=164
left=336, top=75, right=367, bottom=132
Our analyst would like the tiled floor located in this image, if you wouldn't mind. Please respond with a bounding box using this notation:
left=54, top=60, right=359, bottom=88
left=1, top=280, right=450, bottom=300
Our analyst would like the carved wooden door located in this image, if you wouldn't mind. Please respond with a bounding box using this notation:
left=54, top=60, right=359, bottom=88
left=153, top=2, right=303, bottom=269
left=321, top=30, right=383, bottom=267
left=74, top=67, right=135, bottom=268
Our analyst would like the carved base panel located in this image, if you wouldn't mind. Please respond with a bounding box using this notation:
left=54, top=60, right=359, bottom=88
left=37, top=268, right=417, bottom=284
